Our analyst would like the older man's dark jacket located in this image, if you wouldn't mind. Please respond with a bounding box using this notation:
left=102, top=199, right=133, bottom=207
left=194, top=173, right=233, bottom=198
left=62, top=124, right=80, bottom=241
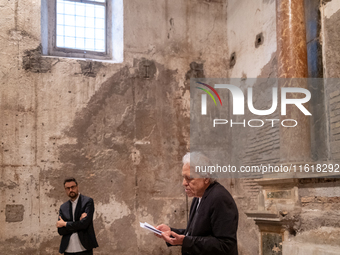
left=58, top=194, right=99, bottom=254
left=171, top=182, right=238, bottom=255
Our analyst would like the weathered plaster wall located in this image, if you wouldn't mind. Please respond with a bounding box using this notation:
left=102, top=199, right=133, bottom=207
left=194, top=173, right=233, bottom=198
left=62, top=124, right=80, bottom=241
left=322, top=0, right=340, bottom=160
left=322, top=0, right=340, bottom=78
left=0, top=0, right=228, bottom=254
left=226, top=0, right=277, bottom=254
left=226, top=0, right=277, bottom=78
left=2, top=0, right=340, bottom=254
left=226, top=0, right=340, bottom=254
left=279, top=3, right=340, bottom=253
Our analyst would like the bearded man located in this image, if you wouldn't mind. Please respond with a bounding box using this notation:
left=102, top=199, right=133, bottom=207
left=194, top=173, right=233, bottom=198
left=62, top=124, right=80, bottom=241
left=56, top=178, right=98, bottom=255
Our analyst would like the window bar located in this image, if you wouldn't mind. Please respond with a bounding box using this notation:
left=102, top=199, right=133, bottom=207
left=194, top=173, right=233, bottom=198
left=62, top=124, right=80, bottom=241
left=64, top=0, right=106, bottom=6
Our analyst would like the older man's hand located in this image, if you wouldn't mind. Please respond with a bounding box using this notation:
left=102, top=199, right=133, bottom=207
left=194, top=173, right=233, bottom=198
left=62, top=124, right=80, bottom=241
left=56, top=216, right=67, bottom=228
left=161, top=231, right=185, bottom=245
left=154, top=224, right=171, bottom=238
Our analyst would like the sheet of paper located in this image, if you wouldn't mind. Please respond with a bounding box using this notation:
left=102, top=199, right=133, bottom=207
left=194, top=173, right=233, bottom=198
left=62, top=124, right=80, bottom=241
left=140, top=222, right=162, bottom=235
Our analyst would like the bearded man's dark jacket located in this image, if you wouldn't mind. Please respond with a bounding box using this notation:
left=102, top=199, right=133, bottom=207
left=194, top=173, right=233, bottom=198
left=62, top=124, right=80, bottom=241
left=58, top=194, right=99, bottom=254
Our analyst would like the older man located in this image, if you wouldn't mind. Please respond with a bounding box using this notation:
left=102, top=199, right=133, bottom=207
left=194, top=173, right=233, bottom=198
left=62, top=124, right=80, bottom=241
left=156, top=152, right=238, bottom=255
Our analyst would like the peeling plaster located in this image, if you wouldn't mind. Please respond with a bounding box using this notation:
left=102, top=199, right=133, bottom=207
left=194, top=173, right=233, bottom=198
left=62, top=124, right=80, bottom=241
left=95, top=195, right=131, bottom=228
left=323, top=0, right=340, bottom=18
left=76, top=60, right=105, bottom=78
left=22, top=45, right=53, bottom=73
left=0, top=180, right=18, bottom=189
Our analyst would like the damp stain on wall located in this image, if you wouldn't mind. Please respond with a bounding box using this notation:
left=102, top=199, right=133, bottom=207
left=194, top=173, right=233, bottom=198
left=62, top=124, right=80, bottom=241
left=39, top=58, right=189, bottom=254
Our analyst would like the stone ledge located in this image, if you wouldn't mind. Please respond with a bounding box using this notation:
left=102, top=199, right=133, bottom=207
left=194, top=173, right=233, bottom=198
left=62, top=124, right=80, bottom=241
left=283, top=241, right=340, bottom=255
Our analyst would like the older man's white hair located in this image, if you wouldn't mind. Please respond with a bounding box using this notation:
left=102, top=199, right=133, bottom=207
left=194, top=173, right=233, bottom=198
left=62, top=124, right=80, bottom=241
left=182, top=151, right=216, bottom=183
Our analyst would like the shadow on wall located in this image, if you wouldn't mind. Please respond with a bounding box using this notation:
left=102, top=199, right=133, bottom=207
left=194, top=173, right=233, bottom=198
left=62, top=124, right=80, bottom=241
left=39, top=58, right=190, bottom=254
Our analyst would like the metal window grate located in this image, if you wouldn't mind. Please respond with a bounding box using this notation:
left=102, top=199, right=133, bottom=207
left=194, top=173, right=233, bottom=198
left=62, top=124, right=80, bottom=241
left=56, top=0, right=106, bottom=52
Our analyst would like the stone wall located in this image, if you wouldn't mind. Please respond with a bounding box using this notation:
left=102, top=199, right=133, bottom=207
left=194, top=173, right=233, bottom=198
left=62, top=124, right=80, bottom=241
left=0, top=0, right=228, bottom=254
left=226, top=0, right=340, bottom=254
left=1, top=0, right=340, bottom=254
left=281, top=1, right=340, bottom=254
left=226, top=0, right=277, bottom=254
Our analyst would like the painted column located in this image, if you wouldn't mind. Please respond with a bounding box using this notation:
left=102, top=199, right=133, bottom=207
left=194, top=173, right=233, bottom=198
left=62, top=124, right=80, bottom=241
left=276, top=0, right=311, bottom=162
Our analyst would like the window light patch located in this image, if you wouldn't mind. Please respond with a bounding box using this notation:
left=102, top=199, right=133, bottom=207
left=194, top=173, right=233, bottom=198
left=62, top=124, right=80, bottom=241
left=56, top=0, right=106, bottom=52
